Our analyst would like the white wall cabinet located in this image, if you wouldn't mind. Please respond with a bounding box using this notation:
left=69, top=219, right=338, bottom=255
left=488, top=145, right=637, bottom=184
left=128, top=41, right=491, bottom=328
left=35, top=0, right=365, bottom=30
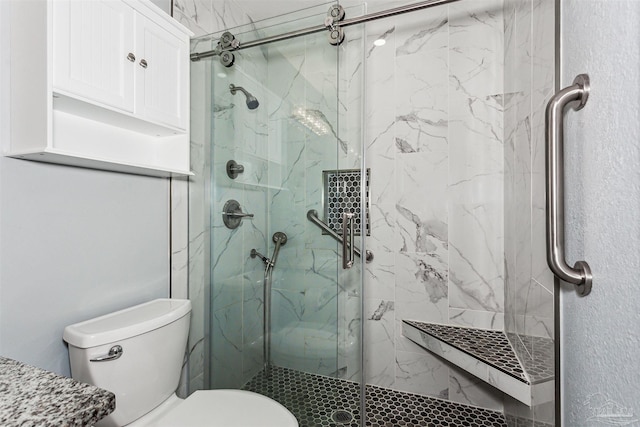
left=4, top=0, right=193, bottom=177
left=134, top=12, right=188, bottom=130
left=53, top=0, right=135, bottom=114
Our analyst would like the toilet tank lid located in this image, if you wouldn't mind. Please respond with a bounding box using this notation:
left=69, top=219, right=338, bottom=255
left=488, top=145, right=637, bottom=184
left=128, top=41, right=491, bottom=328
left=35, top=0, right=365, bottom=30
left=63, top=299, right=191, bottom=349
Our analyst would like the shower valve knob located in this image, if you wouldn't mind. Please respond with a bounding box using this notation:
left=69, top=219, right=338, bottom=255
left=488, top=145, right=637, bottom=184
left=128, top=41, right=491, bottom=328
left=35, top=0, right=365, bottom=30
left=226, top=160, right=245, bottom=179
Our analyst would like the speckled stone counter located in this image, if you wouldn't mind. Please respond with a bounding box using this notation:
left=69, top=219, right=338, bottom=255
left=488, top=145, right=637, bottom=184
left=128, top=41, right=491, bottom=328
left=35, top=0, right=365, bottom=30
left=0, top=357, right=115, bottom=426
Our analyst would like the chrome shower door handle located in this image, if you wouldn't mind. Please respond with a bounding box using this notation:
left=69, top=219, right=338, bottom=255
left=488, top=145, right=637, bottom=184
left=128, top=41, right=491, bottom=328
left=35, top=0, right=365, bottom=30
left=342, top=212, right=355, bottom=269
left=545, top=73, right=592, bottom=296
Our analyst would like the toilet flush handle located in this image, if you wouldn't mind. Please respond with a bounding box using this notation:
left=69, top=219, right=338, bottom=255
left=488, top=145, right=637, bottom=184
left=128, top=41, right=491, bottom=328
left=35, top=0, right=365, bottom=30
left=90, top=345, right=123, bottom=362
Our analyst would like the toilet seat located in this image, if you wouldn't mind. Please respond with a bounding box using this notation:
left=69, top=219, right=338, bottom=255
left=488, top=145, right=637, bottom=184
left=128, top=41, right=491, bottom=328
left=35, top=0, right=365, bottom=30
left=152, top=390, right=299, bottom=427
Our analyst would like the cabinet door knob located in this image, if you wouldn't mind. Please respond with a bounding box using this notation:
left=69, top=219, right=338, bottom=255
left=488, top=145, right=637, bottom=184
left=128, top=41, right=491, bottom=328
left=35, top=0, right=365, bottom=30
left=139, top=59, right=148, bottom=69
left=127, top=52, right=136, bottom=62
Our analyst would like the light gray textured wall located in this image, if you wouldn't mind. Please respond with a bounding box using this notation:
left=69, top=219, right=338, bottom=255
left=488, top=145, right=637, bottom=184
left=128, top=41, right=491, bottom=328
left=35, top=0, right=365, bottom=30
left=561, top=0, right=640, bottom=425
left=0, top=3, right=170, bottom=377
left=0, top=160, right=170, bottom=377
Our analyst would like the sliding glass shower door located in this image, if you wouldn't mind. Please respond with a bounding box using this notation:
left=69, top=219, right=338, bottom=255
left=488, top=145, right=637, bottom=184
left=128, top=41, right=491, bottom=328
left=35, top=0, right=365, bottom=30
left=191, top=3, right=367, bottom=425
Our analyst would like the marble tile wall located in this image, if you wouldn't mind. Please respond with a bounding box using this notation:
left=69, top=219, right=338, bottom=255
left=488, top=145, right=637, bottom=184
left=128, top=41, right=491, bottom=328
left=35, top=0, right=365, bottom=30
left=174, top=0, right=251, bottom=38
left=261, top=32, right=343, bottom=378
left=185, top=54, right=211, bottom=393
left=503, top=0, right=556, bottom=424
left=362, top=0, right=506, bottom=410
left=177, top=0, right=555, bottom=418
left=174, top=0, right=258, bottom=393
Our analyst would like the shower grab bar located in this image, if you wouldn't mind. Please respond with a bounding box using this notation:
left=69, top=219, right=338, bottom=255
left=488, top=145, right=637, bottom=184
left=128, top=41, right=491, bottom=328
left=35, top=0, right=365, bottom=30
left=307, top=210, right=373, bottom=264
left=545, top=73, right=592, bottom=296
left=342, top=212, right=355, bottom=269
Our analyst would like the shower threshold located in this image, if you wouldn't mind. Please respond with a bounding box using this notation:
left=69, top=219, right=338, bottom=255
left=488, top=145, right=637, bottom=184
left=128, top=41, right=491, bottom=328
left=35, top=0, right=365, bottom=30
left=242, top=365, right=509, bottom=427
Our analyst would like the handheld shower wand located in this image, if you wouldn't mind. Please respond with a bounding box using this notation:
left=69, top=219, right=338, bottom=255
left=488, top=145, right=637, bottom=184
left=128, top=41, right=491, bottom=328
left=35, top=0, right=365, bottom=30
left=250, top=232, right=287, bottom=270
left=250, top=232, right=288, bottom=378
left=268, top=232, right=287, bottom=269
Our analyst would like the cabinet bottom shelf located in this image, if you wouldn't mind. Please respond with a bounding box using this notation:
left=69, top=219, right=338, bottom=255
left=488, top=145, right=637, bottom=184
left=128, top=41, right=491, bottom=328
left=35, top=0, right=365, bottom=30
left=9, top=150, right=192, bottom=178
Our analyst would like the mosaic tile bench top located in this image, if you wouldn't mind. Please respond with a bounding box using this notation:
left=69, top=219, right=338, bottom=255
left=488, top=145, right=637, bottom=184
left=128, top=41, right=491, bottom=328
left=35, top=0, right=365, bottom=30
left=403, top=320, right=529, bottom=383
left=506, top=333, right=555, bottom=384
left=242, top=365, right=508, bottom=427
left=403, top=320, right=555, bottom=386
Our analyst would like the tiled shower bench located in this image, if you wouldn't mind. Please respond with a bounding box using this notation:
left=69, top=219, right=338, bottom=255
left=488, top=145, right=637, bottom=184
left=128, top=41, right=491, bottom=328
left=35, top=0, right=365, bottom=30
left=402, top=320, right=554, bottom=406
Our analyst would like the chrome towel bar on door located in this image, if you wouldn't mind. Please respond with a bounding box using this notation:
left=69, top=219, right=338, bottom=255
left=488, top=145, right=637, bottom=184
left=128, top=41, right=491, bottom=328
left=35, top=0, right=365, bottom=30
left=545, top=74, right=592, bottom=296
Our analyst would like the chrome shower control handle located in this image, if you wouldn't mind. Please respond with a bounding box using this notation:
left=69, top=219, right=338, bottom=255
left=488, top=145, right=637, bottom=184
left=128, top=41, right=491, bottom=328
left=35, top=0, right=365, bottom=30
left=90, top=345, right=123, bottom=362
left=222, top=200, right=254, bottom=229
left=224, top=212, right=254, bottom=218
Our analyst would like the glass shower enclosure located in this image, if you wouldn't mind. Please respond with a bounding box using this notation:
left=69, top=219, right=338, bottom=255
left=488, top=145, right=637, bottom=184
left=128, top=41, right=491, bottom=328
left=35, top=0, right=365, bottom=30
left=188, top=0, right=558, bottom=425
left=189, top=3, right=367, bottom=425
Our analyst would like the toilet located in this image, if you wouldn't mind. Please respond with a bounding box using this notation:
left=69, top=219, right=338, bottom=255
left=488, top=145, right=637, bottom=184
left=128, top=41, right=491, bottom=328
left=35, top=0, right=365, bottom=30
left=63, top=299, right=298, bottom=427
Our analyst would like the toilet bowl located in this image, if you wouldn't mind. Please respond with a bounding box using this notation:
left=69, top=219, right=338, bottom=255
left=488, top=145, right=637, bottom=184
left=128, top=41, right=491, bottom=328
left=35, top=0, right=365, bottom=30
left=63, top=299, right=298, bottom=427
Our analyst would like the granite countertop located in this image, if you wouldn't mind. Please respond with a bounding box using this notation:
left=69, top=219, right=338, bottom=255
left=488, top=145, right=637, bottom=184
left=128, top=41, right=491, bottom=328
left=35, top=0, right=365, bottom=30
left=0, top=356, right=115, bottom=426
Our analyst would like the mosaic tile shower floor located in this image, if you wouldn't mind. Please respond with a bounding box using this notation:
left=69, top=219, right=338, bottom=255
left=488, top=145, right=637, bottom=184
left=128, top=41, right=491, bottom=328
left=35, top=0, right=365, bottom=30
left=242, top=366, right=508, bottom=427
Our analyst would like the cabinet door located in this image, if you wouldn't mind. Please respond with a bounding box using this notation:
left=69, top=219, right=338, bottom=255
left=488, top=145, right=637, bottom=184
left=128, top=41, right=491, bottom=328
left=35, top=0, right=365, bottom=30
left=135, top=14, right=188, bottom=130
left=53, top=0, right=135, bottom=112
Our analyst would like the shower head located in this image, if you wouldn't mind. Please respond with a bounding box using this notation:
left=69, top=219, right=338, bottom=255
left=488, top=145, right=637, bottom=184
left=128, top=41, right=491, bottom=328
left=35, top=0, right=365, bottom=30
left=272, top=232, right=287, bottom=245
left=229, top=84, right=259, bottom=110
left=269, top=232, right=287, bottom=269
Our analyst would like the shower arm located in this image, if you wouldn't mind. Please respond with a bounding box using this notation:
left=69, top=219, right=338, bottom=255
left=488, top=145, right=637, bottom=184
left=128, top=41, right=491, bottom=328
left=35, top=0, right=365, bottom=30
left=306, top=210, right=373, bottom=264
left=251, top=249, right=276, bottom=270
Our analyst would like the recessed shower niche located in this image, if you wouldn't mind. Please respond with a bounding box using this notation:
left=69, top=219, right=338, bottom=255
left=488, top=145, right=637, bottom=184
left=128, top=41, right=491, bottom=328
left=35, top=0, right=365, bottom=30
left=323, top=168, right=371, bottom=236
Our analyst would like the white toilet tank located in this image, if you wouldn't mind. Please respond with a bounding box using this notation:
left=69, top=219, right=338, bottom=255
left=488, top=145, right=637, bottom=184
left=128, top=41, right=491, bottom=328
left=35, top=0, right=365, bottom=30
left=63, top=299, right=191, bottom=427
